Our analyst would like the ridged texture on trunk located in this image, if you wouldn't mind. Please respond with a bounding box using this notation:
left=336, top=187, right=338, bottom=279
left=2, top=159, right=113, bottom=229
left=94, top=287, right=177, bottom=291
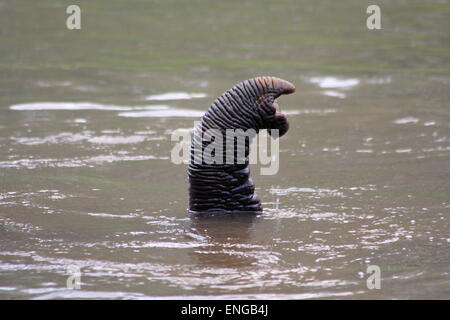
left=188, top=76, right=295, bottom=214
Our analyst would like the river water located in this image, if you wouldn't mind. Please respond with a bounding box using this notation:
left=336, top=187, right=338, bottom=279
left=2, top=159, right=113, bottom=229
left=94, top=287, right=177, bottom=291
left=0, top=0, right=449, bottom=299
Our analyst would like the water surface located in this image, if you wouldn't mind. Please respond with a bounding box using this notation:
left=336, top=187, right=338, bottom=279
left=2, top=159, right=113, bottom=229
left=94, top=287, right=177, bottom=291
left=0, top=0, right=449, bottom=299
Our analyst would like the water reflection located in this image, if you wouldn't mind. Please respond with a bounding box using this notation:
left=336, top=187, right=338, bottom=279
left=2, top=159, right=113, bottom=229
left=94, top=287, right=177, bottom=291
left=188, top=214, right=260, bottom=268
left=144, top=92, right=207, bottom=101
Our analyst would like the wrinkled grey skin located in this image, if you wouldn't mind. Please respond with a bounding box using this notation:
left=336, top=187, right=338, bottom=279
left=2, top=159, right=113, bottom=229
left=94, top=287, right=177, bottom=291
left=188, top=76, right=296, bottom=215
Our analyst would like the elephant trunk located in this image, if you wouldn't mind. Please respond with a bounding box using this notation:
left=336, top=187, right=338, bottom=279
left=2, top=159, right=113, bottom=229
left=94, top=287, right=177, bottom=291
left=188, top=76, right=296, bottom=215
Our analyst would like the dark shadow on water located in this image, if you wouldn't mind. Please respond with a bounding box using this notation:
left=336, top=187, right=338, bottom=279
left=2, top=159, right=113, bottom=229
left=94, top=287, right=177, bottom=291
left=187, top=213, right=261, bottom=268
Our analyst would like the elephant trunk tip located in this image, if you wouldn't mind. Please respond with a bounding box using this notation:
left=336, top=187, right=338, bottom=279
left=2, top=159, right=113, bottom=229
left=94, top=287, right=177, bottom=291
left=284, top=82, right=296, bottom=95
left=279, top=80, right=296, bottom=95
left=264, top=76, right=296, bottom=96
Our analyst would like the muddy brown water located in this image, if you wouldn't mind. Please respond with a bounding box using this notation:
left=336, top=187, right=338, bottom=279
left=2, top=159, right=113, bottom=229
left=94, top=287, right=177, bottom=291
left=0, top=0, right=449, bottom=299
